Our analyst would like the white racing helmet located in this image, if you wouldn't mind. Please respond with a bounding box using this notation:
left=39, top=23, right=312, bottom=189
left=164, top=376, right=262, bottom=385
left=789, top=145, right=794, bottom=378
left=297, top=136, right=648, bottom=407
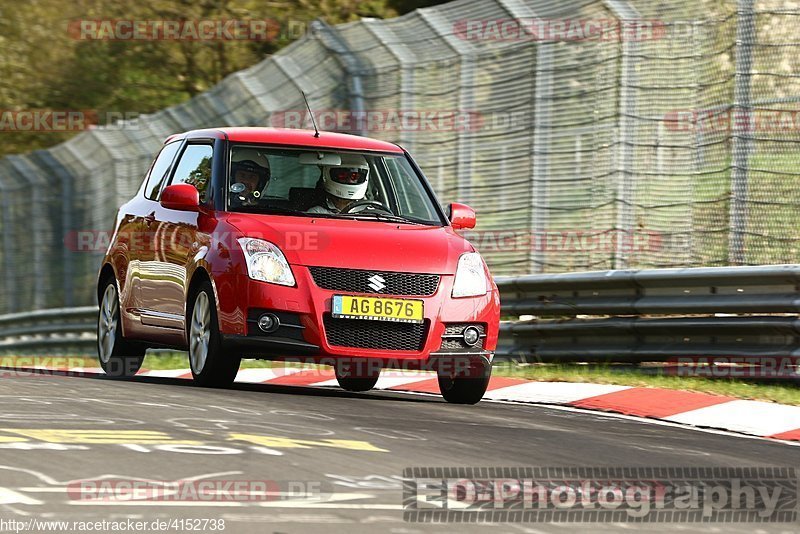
left=321, top=154, right=369, bottom=201
left=230, top=147, right=271, bottom=196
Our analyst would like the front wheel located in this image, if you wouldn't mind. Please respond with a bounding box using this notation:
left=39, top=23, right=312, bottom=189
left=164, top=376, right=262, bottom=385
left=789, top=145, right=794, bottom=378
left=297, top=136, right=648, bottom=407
left=334, top=359, right=381, bottom=392
left=438, top=359, right=491, bottom=405
left=188, top=281, right=240, bottom=387
left=97, top=279, right=145, bottom=377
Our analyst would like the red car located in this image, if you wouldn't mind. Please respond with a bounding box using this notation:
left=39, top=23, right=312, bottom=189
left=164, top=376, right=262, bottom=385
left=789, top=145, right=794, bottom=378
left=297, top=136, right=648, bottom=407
left=96, top=127, right=500, bottom=403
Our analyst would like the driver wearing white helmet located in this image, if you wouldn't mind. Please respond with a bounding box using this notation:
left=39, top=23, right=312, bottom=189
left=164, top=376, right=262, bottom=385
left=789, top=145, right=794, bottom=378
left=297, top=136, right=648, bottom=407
left=308, top=154, right=370, bottom=215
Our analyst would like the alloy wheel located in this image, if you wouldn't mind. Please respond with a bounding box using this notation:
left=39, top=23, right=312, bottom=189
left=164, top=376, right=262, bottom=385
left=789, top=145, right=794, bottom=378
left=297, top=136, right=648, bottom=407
left=189, top=291, right=212, bottom=374
left=98, top=284, right=119, bottom=364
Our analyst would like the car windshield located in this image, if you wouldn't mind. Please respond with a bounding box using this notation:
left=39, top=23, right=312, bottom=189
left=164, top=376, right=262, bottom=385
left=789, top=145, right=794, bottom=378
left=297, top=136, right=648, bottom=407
left=226, top=144, right=444, bottom=225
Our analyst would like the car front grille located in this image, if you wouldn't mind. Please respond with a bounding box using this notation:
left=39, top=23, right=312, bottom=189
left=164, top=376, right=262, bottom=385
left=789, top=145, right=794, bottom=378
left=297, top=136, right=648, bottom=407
left=439, top=323, right=486, bottom=351
left=309, top=267, right=440, bottom=296
left=323, top=315, right=428, bottom=351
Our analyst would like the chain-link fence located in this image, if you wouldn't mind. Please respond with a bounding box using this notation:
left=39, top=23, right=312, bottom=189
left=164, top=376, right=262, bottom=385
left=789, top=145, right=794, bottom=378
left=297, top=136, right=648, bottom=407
left=0, top=0, right=798, bottom=313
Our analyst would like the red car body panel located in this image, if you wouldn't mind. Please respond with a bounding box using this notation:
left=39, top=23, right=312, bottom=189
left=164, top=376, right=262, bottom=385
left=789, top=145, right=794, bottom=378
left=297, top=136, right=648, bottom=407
left=224, top=214, right=473, bottom=272
left=99, top=128, right=500, bottom=369
left=168, top=127, right=404, bottom=154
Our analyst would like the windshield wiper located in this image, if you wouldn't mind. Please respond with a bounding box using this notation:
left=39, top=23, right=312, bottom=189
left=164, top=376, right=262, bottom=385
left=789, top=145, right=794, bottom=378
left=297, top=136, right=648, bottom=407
left=341, top=212, right=429, bottom=226
left=232, top=206, right=313, bottom=217
left=231, top=205, right=432, bottom=226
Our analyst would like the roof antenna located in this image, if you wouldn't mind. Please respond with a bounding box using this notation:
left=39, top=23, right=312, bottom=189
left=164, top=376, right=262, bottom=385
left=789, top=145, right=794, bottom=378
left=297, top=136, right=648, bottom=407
left=301, top=91, right=320, bottom=138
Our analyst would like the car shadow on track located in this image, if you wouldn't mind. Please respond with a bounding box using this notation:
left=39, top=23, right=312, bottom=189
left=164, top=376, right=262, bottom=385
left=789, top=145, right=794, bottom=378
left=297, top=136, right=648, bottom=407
left=0, top=366, right=439, bottom=404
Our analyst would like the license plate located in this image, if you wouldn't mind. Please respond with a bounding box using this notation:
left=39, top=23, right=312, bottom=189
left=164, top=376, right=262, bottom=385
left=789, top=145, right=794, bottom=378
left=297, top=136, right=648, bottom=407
left=332, top=295, right=424, bottom=324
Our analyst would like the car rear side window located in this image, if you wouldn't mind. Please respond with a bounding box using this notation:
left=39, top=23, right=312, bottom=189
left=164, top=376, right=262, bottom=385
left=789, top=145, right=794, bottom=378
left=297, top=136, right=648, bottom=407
left=170, top=144, right=213, bottom=204
left=144, top=141, right=182, bottom=201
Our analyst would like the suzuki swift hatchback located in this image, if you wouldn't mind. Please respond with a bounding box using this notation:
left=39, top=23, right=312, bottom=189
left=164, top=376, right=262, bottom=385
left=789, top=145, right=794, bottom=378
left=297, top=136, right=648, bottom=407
left=97, top=128, right=500, bottom=403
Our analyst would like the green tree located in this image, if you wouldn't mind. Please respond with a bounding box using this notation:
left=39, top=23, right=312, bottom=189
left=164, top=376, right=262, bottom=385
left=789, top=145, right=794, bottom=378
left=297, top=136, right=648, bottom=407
left=0, top=0, right=447, bottom=157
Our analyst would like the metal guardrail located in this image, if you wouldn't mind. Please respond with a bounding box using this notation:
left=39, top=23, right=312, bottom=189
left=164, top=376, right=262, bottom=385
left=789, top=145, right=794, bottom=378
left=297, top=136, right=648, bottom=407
left=0, top=307, right=96, bottom=352
left=2, top=265, right=800, bottom=365
left=495, top=265, right=800, bottom=362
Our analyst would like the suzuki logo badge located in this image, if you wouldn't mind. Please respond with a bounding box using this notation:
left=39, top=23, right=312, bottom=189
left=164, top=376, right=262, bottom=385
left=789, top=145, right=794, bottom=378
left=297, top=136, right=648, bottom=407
left=367, top=274, right=386, bottom=292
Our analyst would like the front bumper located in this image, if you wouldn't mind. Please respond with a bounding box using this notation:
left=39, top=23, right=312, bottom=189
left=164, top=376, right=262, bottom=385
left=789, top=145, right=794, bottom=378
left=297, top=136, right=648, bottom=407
left=215, top=265, right=501, bottom=367
left=220, top=334, right=319, bottom=355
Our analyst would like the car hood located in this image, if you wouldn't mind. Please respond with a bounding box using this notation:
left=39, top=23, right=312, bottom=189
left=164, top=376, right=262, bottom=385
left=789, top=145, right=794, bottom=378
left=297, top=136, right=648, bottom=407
left=224, top=214, right=473, bottom=274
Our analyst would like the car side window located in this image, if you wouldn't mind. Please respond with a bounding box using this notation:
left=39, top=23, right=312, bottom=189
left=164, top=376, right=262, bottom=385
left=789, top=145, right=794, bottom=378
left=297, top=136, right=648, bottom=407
left=170, top=144, right=213, bottom=204
left=144, top=141, right=182, bottom=200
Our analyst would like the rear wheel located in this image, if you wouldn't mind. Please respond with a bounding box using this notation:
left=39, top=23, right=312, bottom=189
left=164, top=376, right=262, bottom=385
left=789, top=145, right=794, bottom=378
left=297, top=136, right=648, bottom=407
left=334, top=359, right=381, bottom=392
left=438, top=359, right=491, bottom=405
left=97, top=279, right=145, bottom=377
left=188, top=281, right=240, bottom=387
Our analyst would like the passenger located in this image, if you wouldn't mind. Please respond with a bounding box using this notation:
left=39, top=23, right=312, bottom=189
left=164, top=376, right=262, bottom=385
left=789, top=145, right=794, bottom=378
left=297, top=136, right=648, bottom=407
left=229, top=158, right=270, bottom=207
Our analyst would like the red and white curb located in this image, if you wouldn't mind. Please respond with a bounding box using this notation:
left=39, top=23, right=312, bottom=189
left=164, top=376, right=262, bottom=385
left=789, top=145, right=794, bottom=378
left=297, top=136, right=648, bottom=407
left=11, top=365, right=800, bottom=444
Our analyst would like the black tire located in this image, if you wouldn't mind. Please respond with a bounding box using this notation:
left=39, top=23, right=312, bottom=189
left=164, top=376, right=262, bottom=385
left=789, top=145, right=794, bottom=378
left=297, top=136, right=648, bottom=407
left=187, top=281, right=240, bottom=387
left=438, top=359, right=492, bottom=405
left=97, top=278, right=145, bottom=378
left=334, top=359, right=381, bottom=392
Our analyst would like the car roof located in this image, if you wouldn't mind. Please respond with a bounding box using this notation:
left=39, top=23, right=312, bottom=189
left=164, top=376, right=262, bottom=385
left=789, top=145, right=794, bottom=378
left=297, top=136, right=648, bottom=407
left=165, top=127, right=404, bottom=154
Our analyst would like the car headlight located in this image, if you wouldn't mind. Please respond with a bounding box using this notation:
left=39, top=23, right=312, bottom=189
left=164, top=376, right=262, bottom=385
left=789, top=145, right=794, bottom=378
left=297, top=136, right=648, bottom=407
left=238, top=238, right=295, bottom=286
left=452, top=252, right=488, bottom=298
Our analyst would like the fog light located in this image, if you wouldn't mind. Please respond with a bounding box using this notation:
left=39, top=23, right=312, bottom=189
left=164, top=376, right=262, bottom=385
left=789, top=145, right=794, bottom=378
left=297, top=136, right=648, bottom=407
left=462, top=326, right=481, bottom=347
left=258, top=313, right=280, bottom=333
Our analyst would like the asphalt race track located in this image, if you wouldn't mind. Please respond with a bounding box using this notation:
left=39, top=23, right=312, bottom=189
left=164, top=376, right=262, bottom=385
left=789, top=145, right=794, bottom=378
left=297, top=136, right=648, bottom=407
left=0, top=369, right=797, bottom=533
